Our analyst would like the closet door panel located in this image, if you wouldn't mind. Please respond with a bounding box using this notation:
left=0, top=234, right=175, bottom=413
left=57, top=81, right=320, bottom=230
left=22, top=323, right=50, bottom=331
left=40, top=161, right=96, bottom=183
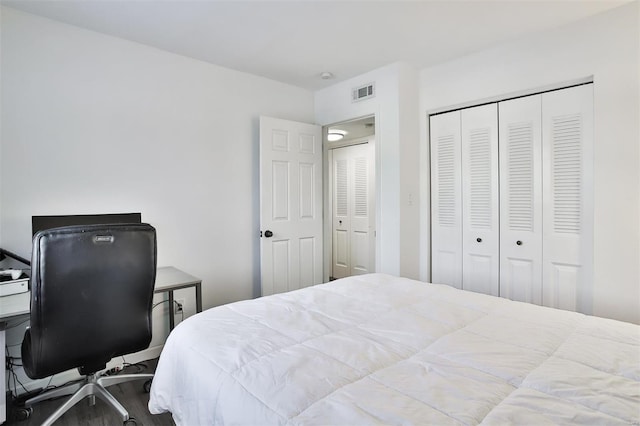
left=461, top=104, right=499, bottom=296
left=504, top=258, right=536, bottom=302
left=430, top=111, right=462, bottom=288
left=499, top=95, right=543, bottom=304
left=542, top=85, right=593, bottom=313
left=350, top=144, right=374, bottom=275
left=332, top=151, right=350, bottom=279
left=331, top=142, right=375, bottom=278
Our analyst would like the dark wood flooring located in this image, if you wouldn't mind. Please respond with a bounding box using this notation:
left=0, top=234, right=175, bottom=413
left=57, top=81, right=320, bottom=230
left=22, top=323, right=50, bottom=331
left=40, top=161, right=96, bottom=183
left=4, top=359, right=174, bottom=426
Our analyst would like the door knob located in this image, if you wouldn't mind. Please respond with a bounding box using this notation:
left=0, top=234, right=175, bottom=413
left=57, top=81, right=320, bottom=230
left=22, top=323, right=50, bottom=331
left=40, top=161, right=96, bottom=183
left=264, top=230, right=273, bottom=238
left=516, top=240, right=522, bottom=246
left=476, top=238, right=482, bottom=243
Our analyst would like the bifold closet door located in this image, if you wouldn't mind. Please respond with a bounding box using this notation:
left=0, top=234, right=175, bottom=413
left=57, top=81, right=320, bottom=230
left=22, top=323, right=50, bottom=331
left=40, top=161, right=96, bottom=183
left=542, top=84, right=593, bottom=313
left=461, top=104, right=499, bottom=296
left=331, top=142, right=375, bottom=279
left=430, top=84, right=593, bottom=310
left=430, top=110, right=462, bottom=288
left=332, top=147, right=350, bottom=280
left=498, top=95, right=543, bottom=304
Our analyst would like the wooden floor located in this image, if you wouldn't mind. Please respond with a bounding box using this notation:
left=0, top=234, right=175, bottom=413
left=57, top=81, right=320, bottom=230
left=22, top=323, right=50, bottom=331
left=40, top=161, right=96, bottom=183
left=4, top=359, right=174, bottom=426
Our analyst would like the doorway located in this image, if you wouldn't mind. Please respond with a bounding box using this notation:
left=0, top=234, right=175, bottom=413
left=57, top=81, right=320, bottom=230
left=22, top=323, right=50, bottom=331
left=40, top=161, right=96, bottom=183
left=325, top=116, right=376, bottom=280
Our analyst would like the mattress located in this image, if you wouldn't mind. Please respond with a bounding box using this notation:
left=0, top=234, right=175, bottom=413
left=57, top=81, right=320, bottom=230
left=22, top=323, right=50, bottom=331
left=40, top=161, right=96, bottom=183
left=148, top=273, right=640, bottom=425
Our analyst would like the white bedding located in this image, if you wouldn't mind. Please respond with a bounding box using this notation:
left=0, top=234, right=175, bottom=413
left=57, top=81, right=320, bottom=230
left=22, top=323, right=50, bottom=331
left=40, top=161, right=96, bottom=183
left=148, top=273, right=640, bottom=425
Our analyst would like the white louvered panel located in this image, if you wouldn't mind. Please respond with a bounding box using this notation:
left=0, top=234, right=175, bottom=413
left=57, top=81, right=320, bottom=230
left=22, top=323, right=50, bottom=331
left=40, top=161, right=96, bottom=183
left=437, top=134, right=457, bottom=227
left=461, top=104, right=499, bottom=296
left=499, top=94, right=543, bottom=306
left=542, top=84, right=593, bottom=315
left=430, top=110, right=462, bottom=289
left=331, top=141, right=374, bottom=280
left=331, top=150, right=349, bottom=280
left=347, top=142, right=375, bottom=277
left=354, top=156, right=368, bottom=217
left=468, top=127, right=492, bottom=229
left=551, top=114, right=582, bottom=234
left=507, top=122, right=534, bottom=231
left=335, top=159, right=348, bottom=217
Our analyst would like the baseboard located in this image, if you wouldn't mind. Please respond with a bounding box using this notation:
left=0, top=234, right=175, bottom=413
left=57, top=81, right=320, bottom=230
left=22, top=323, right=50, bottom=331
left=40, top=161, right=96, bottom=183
left=8, top=344, right=164, bottom=398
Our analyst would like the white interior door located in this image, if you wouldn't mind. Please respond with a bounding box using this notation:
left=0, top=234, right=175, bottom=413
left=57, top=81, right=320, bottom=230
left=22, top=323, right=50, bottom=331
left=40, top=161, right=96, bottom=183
left=331, top=141, right=375, bottom=279
left=461, top=104, right=500, bottom=296
left=499, top=94, right=543, bottom=304
left=542, top=85, right=593, bottom=313
left=430, top=110, right=463, bottom=289
left=260, top=116, right=323, bottom=296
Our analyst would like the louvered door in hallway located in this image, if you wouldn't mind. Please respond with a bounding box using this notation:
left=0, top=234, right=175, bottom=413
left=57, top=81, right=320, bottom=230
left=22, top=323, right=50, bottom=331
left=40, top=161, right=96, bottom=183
left=330, top=141, right=375, bottom=279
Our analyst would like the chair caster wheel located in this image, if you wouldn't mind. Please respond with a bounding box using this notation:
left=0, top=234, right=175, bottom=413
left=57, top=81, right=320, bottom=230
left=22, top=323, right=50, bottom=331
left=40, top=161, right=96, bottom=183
left=143, top=379, right=152, bottom=393
left=14, top=406, right=33, bottom=421
left=124, top=416, right=137, bottom=425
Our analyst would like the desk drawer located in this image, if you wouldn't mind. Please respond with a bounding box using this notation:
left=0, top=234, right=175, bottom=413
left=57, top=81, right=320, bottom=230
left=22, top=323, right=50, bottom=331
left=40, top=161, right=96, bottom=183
left=0, top=279, right=28, bottom=297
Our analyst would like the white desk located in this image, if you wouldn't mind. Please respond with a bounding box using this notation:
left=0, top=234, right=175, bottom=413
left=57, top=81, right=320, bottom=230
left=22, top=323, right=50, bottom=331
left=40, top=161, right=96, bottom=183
left=0, top=291, right=30, bottom=424
left=0, top=254, right=29, bottom=424
left=0, top=266, right=202, bottom=424
left=154, top=266, right=203, bottom=330
left=0, top=291, right=30, bottom=321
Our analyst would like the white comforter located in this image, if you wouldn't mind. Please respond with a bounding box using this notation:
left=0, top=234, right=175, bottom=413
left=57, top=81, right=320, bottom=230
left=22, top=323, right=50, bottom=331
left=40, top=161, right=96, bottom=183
left=149, top=273, right=640, bottom=425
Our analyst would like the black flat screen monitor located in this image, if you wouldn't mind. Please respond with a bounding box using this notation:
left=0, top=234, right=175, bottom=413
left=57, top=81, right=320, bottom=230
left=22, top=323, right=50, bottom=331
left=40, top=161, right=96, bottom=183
left=32, top=213, right=142, bottom=236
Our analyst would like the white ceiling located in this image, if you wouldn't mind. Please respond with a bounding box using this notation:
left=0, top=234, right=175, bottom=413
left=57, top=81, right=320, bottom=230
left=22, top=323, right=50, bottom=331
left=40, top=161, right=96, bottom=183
left=1, top=0, right=630, bottom=91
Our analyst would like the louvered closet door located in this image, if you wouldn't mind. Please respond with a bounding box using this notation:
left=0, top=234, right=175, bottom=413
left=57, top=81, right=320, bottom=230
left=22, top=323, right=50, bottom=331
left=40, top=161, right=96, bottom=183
left=430, top=111, right=462, bottom=288
left=332, top=147, right=350, bottom=279
left=349, top=142, right=375, bottom=276
left=542, top=85, right=593, bottom=313
left=499, top=95, right=543, bottom=304
left=331, top=142, right=375, bottom=279
left=461, top=104, right=499, bottom=296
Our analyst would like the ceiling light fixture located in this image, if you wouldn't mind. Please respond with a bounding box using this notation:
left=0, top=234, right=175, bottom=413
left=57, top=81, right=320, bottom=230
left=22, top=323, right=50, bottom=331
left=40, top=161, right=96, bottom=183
left=327, top=130, right=346, bottom=142
left=320, top=71, right=334, bottom=80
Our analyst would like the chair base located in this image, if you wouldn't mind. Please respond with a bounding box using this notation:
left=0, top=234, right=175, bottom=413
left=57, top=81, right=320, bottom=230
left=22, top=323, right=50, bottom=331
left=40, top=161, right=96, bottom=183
left=25, top=372, right=153, bottom=426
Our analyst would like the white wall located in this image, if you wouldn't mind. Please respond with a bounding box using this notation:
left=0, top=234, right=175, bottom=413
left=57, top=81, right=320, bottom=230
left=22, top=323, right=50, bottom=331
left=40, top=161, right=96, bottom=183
left=0, top=6, right=314, bottom=354
left=397, top=64, right=420, bottom=279
left=0, top=6, right=3, bottom=247
left=315, top=62, right=421, bottom=278
left=419, top=2, right=640, bottom=324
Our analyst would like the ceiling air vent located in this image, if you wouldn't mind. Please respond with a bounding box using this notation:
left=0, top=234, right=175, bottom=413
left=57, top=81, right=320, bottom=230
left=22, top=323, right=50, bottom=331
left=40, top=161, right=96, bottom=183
left=352, top=83, right=375, bottom=103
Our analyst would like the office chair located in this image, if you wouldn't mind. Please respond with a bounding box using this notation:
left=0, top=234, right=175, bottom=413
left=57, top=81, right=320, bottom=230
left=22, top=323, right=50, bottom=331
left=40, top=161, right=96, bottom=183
left=20, top=223, right=157, bottom=426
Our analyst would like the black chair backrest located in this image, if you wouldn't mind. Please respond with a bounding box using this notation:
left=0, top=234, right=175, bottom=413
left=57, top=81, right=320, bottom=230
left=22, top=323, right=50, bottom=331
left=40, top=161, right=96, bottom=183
left=22, top=223, right=157, bottom=379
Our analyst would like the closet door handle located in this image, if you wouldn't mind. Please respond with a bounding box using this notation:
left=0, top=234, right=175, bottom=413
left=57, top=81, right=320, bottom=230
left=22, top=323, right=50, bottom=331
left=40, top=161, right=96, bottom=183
left=476, top=238, right=482, bottom=243
left=516, top=240, right=522, bottom=246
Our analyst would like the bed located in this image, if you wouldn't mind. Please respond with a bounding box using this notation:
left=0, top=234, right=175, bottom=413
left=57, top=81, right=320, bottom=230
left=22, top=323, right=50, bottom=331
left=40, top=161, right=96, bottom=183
left=148, top=273, right=640, bottom=425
